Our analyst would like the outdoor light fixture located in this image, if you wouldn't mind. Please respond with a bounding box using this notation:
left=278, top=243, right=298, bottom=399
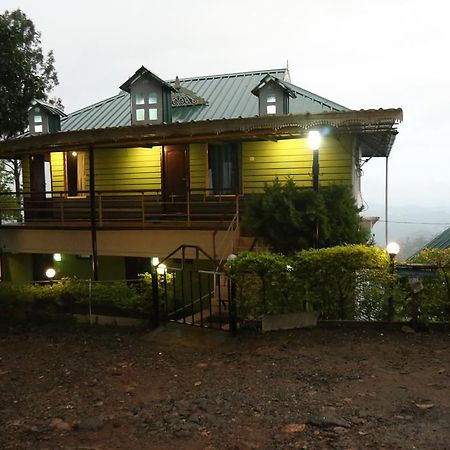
left=386, top=241, right=400, bottom=322
left=308, top=130, right=321, bottom=193
left=71, top=151, right=77, bottom=157
left=151, top=256, right=160, bottom=266
left=45, top=268, right=56, bottom=279
left=386, top=241, right=400, bottom=257
left=308, top=130, right=321, bottom=247
left=156, top=263, right=167, bottom=275
left=307, top=130, right=321, bottom=151
left=53, top=253, right=62, bottom=262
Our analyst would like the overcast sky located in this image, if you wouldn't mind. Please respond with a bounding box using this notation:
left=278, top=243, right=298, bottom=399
left=3, top=0, right=450, bottom=242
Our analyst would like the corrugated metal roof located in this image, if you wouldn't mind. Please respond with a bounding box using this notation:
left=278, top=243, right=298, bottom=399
left=422, top=227, right=450, bottom=250
left=30, top=99, right=67, bottom=117
left=61, top=68, right=348, bottom=132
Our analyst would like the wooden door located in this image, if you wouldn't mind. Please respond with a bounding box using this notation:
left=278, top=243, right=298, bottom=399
left=28, top=154, right=47, bottom=220
left=163, top=145, right=188, bottom=207
left=30, top=154, right=46, bottom=199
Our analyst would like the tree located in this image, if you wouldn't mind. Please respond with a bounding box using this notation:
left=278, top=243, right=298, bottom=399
left=0, top=9, right=58, bottom=139
left=0, top=9, right=58, bottom=196
left=0, top=159, right=19, bottom=220
left=242, top=178, right=369, bottom=254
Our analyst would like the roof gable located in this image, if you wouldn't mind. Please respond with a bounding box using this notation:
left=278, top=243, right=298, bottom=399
left=119, top=66, right=175, bottom=93
left=29, top=99, right=67, bottom=117
left=251, top=74, right=297, bottom=98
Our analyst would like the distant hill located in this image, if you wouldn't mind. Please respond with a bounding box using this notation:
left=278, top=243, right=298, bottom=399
left=363, top=203, right=450, bottom=259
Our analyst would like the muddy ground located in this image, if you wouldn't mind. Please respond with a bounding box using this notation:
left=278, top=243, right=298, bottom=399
left=0, top=323, right=449, bottom=450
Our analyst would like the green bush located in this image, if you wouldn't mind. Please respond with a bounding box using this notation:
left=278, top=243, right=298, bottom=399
left=408, top=248, right=450, bottom=321
left=242, top=178, right=369, bottom=253
left=229, top=245, right=391, bottom=321
left=290, top=245, right=390, bottom=320
left=0, top=278, right=154, bottom=324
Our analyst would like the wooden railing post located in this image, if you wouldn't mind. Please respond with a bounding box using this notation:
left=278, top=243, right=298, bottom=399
left=141, top=191, right=145, bottom=228
left=187, top=189, right=191, bottom=227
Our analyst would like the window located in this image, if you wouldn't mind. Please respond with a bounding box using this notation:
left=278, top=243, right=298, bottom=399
left=266, top=94, right=277, bottom=114
left=136, top=108, right=145, bottom=121
left=208, top=143, right=240, bottom=194
left=266, top=104, right=276, bottom=114
left=34, top=114, right=43, bottom=133
left=136, top=93, right=145, bottom=105
left=44, top=160, right=52, bottom=198
left=148, top=94, right=157, bottom=104
left=66, top=151, right=86, bottom=196
left=149, top=108, right=158, bottom=121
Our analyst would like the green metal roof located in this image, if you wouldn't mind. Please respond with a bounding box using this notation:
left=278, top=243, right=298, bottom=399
left=30, top=99, right=67, bottom=118
left=61, top=68, right=349, bottom=132
left=422, top=227, right=450, bottom=251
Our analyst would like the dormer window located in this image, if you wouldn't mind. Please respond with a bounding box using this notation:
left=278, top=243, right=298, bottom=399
left=251, top=74, right=297, bottom=116
left=266, top=95, right=277, bottom=115
left=34, top=114, right=43, bottom=133
left=134, top=92, right=159, bottom=122
left=120, top=66, right=175, bottom=125
left=28, top=100, right=66, bottom=135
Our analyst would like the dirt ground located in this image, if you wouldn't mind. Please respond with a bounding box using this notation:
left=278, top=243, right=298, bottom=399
left=0, top=323, right=449, bottom=450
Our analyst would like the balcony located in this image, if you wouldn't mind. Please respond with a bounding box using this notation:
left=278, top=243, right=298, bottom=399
left=0, top=189, right=240, bottom=230
left=0, top=189, right=242, bottom=261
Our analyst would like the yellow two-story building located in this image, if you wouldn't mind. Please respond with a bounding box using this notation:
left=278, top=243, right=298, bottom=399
left=0, top=66, right=402, bottom=282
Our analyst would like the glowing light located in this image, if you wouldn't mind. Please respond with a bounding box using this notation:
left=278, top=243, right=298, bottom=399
left=151, top=257, right=160, bottom=266
left=45, top=268, right=56, bottom=279
left=156, top=263, right=167, bottom=275
left=71, top=151, right=77, bottom=157
left=53, top=253, right=62, bottom=262
left=308, top=130, right=321, bottom=151
left=386, top=242, right=400, bottom=256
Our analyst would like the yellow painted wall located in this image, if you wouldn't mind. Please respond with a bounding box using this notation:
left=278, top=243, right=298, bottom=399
left=43, top=138, right=352, bottom=197
left=49, top=147, right=161, bottom=195
left=189, top=143, right=207, bottom=192
left=93, top=147, right=161, bottom=193
left=50, top=152, right=65, bottom=193
left=242, top=137, right=353, bottom=193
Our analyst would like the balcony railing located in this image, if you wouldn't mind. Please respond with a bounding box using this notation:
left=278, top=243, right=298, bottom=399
left=0, top=189, right=241, bottom=230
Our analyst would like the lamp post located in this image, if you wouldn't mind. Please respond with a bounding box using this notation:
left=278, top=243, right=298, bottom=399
left=308, top=130, right=321, bottom=247
left=308, top=130, right=321, bottom=192
left=386, top=241, right=400, bottom=321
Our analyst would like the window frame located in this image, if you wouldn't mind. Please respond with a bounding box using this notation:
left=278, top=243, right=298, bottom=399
left=65, top=151, right=86, bottom=197
left=207, top=142, right=241, bottom=195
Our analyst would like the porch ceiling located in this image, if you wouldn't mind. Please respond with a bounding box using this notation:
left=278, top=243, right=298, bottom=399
left=0, top=108, right=402, bottom=158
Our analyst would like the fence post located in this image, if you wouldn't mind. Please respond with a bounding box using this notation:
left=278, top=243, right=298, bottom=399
left=151, top=270, right=160, bottom=329
left=228, top=277, right=238, bottom=335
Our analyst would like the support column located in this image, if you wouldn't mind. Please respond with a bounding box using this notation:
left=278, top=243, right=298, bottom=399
left=89, top=145, right=99, bottom=281
left=385, top=156, right=389, bottom=246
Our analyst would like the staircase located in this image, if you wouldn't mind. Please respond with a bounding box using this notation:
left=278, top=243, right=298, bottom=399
left=233, top=235, right=269, bottom=254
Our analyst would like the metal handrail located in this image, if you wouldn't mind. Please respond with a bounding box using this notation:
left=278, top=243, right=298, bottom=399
left=0, top=188, right=240, bottom=228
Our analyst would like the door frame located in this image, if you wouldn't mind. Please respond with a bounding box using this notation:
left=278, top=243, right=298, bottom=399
left=161, top=144, right=190, bottom=202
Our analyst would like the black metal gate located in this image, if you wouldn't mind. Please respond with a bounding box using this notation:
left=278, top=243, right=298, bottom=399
left=151, top=245, right=237, bottom=332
